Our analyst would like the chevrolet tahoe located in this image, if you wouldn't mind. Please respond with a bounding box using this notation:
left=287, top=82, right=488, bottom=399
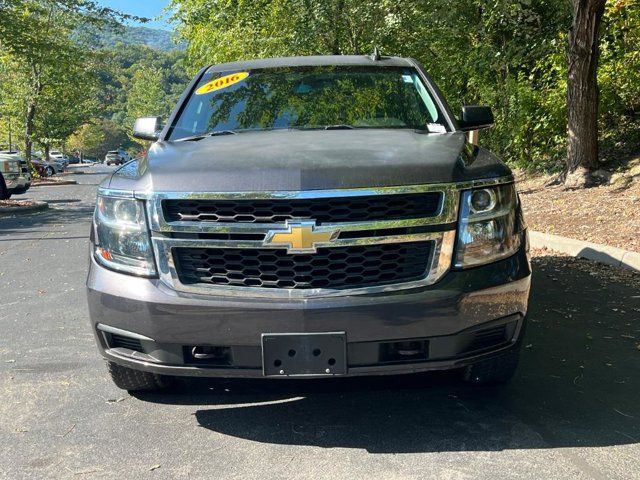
left=87, top=55, right=531, bottom=392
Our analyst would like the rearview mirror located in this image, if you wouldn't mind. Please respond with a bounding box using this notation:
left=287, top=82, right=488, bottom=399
left=458, top=106, right=494, bottom=132
left=133, top=117, right=162, bottom=141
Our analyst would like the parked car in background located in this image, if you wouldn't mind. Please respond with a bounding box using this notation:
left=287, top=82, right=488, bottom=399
left=104, top=150, right=131, bottom=166
left=32, top=157, right=64, bottom=176
left=49, top=158, right=66, bottom=173
left=50, top=151, right=69, bottom=166
left=0, top=151, right=31, bottom=194
left=0, top=153, right=23, bottom=199
left=30, top=159, right=48, bottom=177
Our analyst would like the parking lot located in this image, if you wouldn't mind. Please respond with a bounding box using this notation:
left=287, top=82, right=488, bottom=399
left=1, top=166, right=639, bottom=479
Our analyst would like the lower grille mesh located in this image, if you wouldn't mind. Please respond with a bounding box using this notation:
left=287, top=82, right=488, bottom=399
left=174, top=242, right=432, bottom=290
left=467, top=325, right=508, bottom=352
left=110, top=334, right=143, bottom=351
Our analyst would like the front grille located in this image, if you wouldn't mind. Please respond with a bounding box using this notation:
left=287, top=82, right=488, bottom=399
left=163, top=193, right=442, bottom=224
left=173, top=242, right=432, bottom=290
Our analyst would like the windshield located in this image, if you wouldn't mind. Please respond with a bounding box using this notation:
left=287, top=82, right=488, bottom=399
left=168, top=66, right=446, bottom=141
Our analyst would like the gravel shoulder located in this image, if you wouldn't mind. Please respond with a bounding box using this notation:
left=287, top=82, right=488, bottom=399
left=517, top=174, right=640, bottom=253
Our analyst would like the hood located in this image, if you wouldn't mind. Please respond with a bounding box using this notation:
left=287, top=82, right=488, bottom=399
left=107, top=129, right=511, bottom=192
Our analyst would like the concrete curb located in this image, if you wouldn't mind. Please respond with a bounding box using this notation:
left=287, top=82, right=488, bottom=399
left=530, top=230, right=640, bottom=273
left=31, top=180, right=78, bottom=186
left=0, top=201, right=49, bottom=217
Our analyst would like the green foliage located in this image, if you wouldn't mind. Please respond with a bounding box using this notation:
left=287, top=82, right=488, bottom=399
left=34, top=54, right=102, bottom=146
left=0, top=0, right=637, bottom=170
left=124, top=62, right=185, bottom=145
left=171, top=0, right=640, bottom=172
left=0, top=0, right=188, bottom=157
left=0, top=0, right=127, bottom=158
left=67, top=119, right=130, bottom=159
left=598, top=0, right=640, bottom=161
left=67, top=122, right=106, bottom=157
left=169, top=0, right=426, bottom=72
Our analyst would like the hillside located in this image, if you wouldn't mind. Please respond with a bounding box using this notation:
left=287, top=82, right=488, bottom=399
left=81, top=25, right=184, bottom=52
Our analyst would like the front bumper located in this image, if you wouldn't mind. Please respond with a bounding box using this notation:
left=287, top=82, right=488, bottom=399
left=87, top=245, right=531, bottom=378
left=12, top=175, right=30, bottom=192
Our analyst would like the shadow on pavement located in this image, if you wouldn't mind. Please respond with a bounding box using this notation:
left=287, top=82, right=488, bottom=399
left=132, top=254, right=640, bottom=452
left=0, top=205, right=94, bottom=236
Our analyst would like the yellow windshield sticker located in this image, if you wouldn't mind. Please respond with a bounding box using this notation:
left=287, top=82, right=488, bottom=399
left=195, top=72, right=249, bottom=95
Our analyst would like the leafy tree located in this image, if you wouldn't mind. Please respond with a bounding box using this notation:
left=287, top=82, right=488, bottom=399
left=170, top=0, right=422, bottom=70
left=597, top=0, right=640, bottom=161
left=67, top=119, right=131, bottom=159
left=67, top=122, right=106, bottom=158
left=0, top=52, right=27, bottom=150
left=0, top=0, right=134, bottom=159
left=125, top=64, right=176, bottom=144
left=89, top=46, right=188, bottom=135
left=34, top=53, right=102, bottom=158
left=0, top=4, right=85, bottom=158
left=169, top=0, right=573, bottom=169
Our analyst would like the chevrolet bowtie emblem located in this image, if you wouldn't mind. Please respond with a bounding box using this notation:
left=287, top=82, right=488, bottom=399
left=264, top=220, right=339, bottom=254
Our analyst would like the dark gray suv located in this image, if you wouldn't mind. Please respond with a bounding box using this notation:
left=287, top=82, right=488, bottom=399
left=87, top=55, right=531, bottom=391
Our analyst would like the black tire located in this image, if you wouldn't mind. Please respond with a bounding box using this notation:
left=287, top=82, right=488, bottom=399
left=107, top=361, right=174, bottom=392
left=462, top=344, right=520, bottom=385
left=0, top=174, right=10, bottom=200
left=106, top=161, right=110, bottom=166
left=45, top=166, right=54, bottom=176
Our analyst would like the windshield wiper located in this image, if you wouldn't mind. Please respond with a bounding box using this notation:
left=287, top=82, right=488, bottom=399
left=291, top=125, right=356, bottom=131
left=179, top=130, right=238, bottom=142
left=324, top=125, right=355, bottom=130
left=209, top=130, right=238, bottom=136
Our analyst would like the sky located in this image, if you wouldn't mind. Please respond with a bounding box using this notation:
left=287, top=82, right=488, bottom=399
left=97, top=0, right=173, bottom=30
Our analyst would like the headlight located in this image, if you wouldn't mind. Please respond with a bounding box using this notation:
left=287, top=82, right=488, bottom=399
left=454, top=183, right=520, bottom=268
left=93, top=195, right=156, bottom=276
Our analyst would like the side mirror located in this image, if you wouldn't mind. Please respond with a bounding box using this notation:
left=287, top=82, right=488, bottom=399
left=458, top=106, right=494, bottom=132
left=133, top=117, right=162, bottom=141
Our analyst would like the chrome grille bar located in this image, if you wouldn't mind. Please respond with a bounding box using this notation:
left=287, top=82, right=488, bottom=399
left=120, top=176, right=513, bottom=298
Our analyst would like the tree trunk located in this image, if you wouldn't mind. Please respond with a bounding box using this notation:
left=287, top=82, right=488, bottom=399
left=44, top=143, right=50, bottom=161
left=331, top=0, right=345, bottom=54
left=565, top=0, right=606, bottom=187
left=25, top=101, right=36, bottom=161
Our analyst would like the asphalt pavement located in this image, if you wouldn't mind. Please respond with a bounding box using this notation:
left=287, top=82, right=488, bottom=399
left=0, top=166, right=639, bottom=479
